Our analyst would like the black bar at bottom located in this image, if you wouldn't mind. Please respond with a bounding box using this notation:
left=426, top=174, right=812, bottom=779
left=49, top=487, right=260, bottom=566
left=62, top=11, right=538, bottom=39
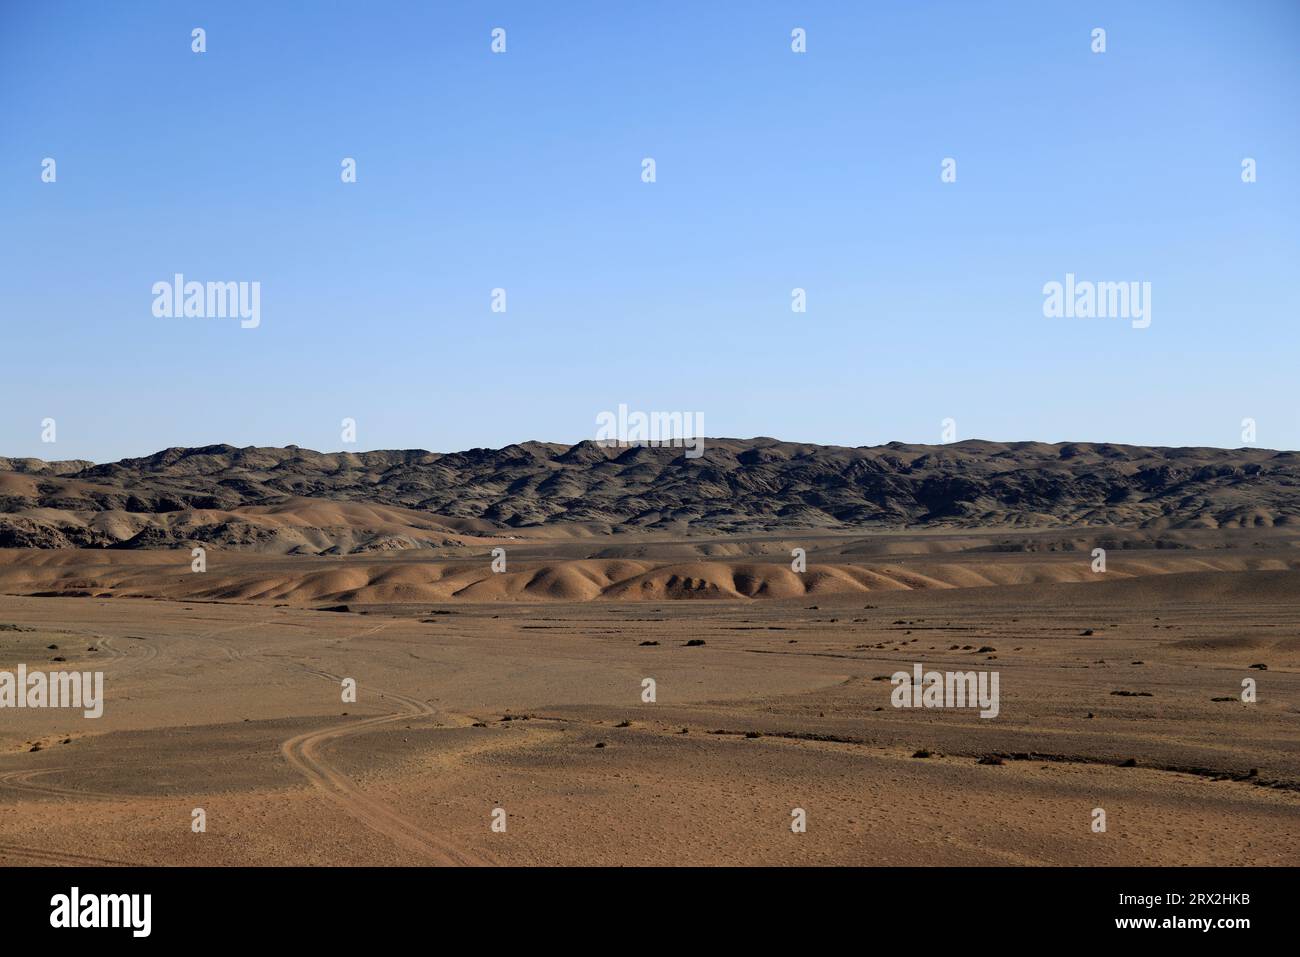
left=0, top=866, right=1286, bottom=943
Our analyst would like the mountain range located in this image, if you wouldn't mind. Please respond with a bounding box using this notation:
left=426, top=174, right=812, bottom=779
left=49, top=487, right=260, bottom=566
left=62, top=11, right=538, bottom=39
left=0, top=438, right=1295, bottom=551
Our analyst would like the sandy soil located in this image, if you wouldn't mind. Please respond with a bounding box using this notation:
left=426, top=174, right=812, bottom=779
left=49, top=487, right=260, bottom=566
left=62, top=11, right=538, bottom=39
left=0, top=536, right=1297, bottom=866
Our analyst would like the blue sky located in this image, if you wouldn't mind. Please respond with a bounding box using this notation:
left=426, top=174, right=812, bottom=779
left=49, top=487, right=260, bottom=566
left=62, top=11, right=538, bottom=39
left=2, top=0, right=1297, bottom=461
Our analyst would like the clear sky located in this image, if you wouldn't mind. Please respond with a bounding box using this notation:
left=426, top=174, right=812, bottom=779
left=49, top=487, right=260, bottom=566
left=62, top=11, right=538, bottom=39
left=2, top=0, right=1297, bottom=462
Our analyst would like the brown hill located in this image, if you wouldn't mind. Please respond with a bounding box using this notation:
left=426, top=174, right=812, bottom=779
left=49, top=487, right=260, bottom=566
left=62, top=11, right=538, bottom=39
left=0, top=438, right=1296, bottom=551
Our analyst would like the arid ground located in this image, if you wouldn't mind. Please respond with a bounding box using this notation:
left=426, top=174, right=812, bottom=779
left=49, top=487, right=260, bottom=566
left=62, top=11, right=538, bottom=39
left=1, top=524, right=1296, bottom=866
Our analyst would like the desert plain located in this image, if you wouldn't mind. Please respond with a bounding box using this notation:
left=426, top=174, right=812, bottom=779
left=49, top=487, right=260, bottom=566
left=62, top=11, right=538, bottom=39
left=1, top=531, right=1298, bottom=866
left=0, top=440, right=1297, bottom=866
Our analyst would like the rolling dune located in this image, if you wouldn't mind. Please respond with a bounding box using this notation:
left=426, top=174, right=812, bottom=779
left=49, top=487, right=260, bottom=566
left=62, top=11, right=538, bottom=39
left=2, top=543, right=1297, bottom=605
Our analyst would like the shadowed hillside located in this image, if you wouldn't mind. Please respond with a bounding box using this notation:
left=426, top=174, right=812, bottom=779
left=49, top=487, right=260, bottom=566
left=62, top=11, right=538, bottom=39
left=1, top=438, right=1296, bottom=550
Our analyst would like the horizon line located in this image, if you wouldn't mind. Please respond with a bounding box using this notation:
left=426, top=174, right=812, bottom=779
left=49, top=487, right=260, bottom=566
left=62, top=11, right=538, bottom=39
left=4, top=435, right=1297, bottom=468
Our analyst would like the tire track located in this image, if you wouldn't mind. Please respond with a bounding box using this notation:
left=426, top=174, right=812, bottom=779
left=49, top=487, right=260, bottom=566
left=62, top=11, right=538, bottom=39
left=0, top=767, right=121, bottom=802
left=187, top=618, right=277, bottom=662
left=95, top=634, right=159, bottom=671
left=0, top=841, right=132, bottom=867
left=10, top=615, right=492, bottom=865
left=280, top=630, right=494, bottom=866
